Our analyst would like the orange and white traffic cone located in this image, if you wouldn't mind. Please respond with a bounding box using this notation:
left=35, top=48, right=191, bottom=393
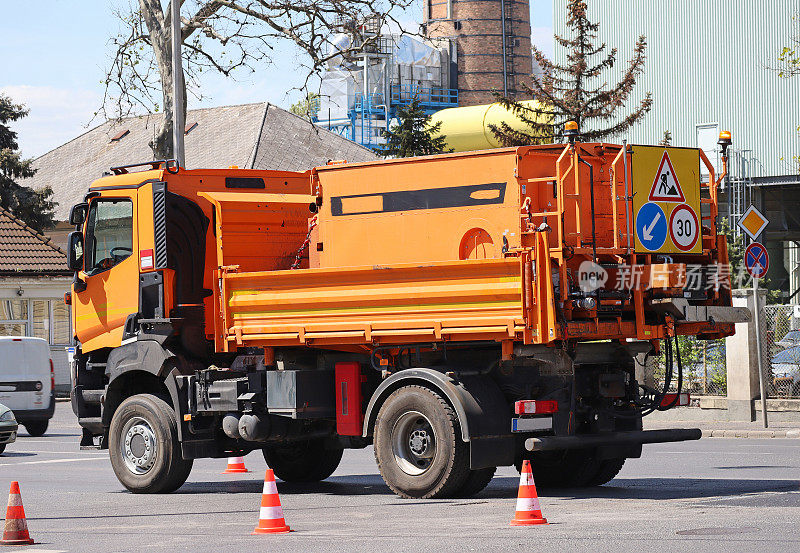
left=222, top=456, right=249, bottom=474
left=252, top=469, right=292, bottom=534
left=510, top=460, right=548, bottom=526
left=0, top=481, right=35, bottom=545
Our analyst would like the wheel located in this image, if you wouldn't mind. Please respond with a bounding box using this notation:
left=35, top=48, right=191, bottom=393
left=373, top=385, right=470, bottom=499
left=23, top=420, right=48, bottom=437
left=455, top=467, right=496, bottom=497
left=523, top=449, right=601, bottom=488
left=262, top=439, right=343, bottom=482
left=584, top=458, right=626, bottom=486
left=108, top=394, right=193, bottom=493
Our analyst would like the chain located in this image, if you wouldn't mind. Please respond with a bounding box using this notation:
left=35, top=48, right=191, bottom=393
left=290, top=215, right=318, bottom=269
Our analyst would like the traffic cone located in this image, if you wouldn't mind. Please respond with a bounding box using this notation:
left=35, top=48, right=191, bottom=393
left=252, top=469, right=292, bottom=534
left=0, top=482, right=35, bottom=545
left=222, top=456, right=249, bottom=474
left=510, top=460, right=548, bottom=526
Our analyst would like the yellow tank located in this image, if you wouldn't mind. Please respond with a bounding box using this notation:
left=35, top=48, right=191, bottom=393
left=430, top=100, right=546, bottom=152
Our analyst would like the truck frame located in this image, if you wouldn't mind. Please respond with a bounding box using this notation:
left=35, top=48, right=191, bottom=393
left=67, top=138, right=748, bottom=498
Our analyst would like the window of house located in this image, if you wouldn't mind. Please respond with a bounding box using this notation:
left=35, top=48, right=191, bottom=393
left=0, top=298, right=71, bottom=346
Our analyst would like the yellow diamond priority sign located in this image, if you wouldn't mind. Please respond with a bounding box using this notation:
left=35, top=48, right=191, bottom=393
left=737, top=205, right=769, bottom=241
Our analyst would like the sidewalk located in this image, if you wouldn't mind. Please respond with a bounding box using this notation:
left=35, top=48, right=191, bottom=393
left=643, top=407, right=800, bottom=439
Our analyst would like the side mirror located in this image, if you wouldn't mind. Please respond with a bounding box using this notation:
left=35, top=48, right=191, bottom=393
left=69, top=203, right=88, bottom=226
left=67, top=231, right=84, bottom=272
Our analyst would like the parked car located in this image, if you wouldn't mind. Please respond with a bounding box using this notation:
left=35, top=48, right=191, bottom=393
left=0, top=403, right=18, bottom=454
left=0, top=337, right=55, bottom=436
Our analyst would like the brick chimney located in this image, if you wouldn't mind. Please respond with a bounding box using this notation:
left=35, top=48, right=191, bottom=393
left=425, top=0, right=533, bottom=106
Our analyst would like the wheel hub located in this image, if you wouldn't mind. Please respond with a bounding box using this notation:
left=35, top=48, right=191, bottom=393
left=409, top=429, right=431, bottom=456
left=391, top=411, right=437, bottom=476
left=122, top=418, right=156, bottom=475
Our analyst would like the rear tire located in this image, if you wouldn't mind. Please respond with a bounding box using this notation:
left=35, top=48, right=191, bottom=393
left=524, top=450, right=625, bottom=488
left=373, top=385, right=470, bottom=499
left=524, top=449, right=600, bottom=488
left=262, top=439, right=344, bottom=482
left=455, top=467, right=496, bottom=497
left=23, top=420, right=48, bottom=437
left=108, top=394, right=193, bottom=493
left=584, top=457, right=626, bottom=486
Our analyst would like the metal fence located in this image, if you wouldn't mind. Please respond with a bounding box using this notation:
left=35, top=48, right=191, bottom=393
left=647, top=304, right=800, bottom=399
left=761, top=304, right=800, bottom=398
left=650, top=336, right=728, bottom=397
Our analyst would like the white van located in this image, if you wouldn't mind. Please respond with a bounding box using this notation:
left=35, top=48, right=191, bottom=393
left=0, top=337, right=55, bottom=436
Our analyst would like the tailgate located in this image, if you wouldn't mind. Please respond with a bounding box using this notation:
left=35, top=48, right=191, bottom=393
left=216, top=258, right=525, bottom=349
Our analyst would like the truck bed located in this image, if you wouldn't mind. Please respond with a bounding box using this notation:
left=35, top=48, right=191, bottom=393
left=214, top=258, right=526, bottom=349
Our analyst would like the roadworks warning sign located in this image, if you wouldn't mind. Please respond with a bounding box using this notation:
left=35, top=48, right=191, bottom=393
left=648, top=151, right=686, bottom=202
left=632, top=146, right=702, bottom=254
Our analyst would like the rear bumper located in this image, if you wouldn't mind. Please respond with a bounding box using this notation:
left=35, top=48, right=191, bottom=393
left=525, top=428, right=702, bottom=452
left=12, top=393, right=56, bottom=421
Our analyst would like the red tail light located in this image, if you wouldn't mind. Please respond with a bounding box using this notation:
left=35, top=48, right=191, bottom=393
left=660, top=392, right=690, bottom=407
left=50, top=359, right=55, bottom=391
left=514, top=400, right=559, bottom=415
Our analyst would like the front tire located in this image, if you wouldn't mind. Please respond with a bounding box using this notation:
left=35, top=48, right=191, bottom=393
left=23, top=420, right=48, bottom=437
left=108, top=394, right=193, bottom=493
left=262, top=439, right=343, bottom=482
left=374, top=385, right=470, bottom=499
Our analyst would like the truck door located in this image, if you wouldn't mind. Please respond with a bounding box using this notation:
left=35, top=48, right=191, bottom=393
left=73, top=195, right=139, bottom=351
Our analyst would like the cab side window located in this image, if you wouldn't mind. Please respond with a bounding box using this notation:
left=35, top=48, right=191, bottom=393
left=84, top=199, right=133, bottom=274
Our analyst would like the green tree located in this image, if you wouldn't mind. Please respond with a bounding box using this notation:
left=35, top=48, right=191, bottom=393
left=289, top=93, right=320, bottom=120
left=0, top=95, right=56, bottom=233
left=380, top=97, right=452, bottom=158
left=490, top=0, right=652, bottom=145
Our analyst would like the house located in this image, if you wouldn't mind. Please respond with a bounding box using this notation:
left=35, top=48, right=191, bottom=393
left=0, top=207, right=72, bottom=393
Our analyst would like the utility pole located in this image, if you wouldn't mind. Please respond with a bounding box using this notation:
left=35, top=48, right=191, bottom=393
left=171, top=0, right=186, bottom=167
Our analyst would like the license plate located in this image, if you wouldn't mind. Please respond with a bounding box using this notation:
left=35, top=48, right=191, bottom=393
left=512, top=417, right=553, bottom=432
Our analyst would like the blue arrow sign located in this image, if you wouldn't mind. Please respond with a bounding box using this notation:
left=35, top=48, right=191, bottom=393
left=745, top=242, right=769, bottom=278
left=636, top=202, right=667, bottom=251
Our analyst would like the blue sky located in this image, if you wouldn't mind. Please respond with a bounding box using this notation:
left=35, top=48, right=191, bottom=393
left=0, top=1, right=554, bottom=158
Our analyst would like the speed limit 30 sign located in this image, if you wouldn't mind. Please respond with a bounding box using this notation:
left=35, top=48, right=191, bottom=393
left=669, top=204, right=699, bottom=251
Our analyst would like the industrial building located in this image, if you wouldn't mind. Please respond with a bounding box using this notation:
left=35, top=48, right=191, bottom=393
left=553, top=0, right=800, bottom=300
left=315, top=0, right=534, bottom=149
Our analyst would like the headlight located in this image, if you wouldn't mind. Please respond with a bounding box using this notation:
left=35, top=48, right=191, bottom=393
left=0, top=411, right=16, bottom=422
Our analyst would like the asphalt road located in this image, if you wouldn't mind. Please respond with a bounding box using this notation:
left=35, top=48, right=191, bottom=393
left=0, top=403, right=799, bottom=552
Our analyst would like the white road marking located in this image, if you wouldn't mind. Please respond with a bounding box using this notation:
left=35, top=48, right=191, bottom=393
left=0, top=457, right=108, bottom=466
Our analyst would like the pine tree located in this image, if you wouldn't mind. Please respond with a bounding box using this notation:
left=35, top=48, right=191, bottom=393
left=380, top=97, right=452, bottom=158
left=0, top=95, right=56, bottom=232
left=490, top=0, right=653, bottom=145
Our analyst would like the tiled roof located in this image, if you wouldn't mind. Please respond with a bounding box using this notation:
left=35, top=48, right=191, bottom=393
left=0, top=207, right=69, bottom=275
left=22, top=102, right=377, bottom=221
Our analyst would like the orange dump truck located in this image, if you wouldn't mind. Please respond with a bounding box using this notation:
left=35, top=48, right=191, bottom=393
left=68, top=134, right=748, bottom=498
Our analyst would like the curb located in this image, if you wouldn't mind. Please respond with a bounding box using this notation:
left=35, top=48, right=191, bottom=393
left=702, top=428, right=800, bottom=439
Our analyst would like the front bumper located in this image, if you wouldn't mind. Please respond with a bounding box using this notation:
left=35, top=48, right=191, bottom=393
left=0, top=421, right=18, bottom=445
